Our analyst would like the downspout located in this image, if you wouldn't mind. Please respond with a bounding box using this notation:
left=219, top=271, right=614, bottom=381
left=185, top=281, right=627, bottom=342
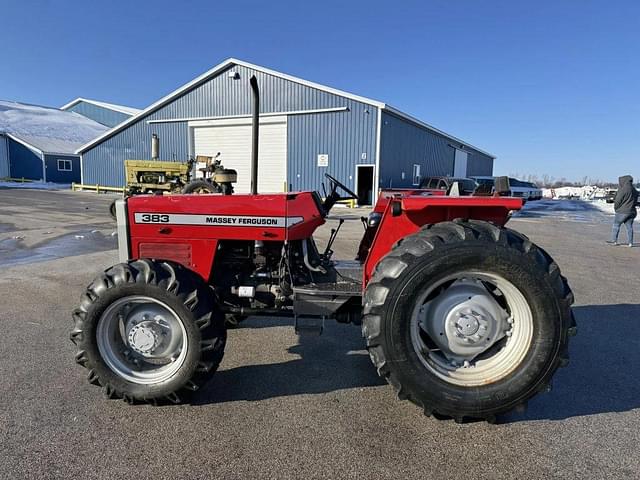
left=373, top=107, right=383, bottom=204
left=41, top=152, right=47, bottom=182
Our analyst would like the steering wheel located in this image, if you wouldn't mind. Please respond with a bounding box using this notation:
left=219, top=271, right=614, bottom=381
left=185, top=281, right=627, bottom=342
left=324, top=173, right=359, bottom=201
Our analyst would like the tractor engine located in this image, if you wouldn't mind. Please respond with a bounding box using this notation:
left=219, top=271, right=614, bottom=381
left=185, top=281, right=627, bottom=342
left=212, top=240, right=289, bottom=310
left=211, top=238, right=331, bottom=312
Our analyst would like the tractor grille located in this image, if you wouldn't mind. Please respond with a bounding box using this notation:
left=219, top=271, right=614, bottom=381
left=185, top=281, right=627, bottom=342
left=139, top=243, right=192, bottom=266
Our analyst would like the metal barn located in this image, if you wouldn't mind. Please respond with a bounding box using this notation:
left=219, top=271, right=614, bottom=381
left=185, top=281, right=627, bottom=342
left=77, top=59, right=494, bottom=204
left=0, top=101, right=108, bottom=183
left=60, top=98, right=141, bottom=128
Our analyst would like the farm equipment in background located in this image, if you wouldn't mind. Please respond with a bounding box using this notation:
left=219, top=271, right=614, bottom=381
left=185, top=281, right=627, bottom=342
left=108, top=155, right=238, bottom=218
left=183, top=154, right=238, bottom=195
left=73, top=75, right=576, bottom=422
left=108, top=159, right=194, bottom=219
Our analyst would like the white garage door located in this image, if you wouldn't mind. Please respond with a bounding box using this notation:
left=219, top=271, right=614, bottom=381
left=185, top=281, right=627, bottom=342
left=191, top=116, right=287, bottom=193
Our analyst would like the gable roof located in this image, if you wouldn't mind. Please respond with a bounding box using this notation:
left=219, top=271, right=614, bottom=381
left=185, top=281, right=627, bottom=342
left=60, top=98, right=141, bottom=116
left=76, top=58, right=494, bottom=158
left=0, top=100, right=109, bottom=155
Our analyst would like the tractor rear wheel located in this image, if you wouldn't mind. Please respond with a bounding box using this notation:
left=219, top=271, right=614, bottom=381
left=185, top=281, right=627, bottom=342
left=70, top=259, right=226, bottom=404
left=363, top=220, right=576, bottom=421
left=183, top=180, right=218, bottom=194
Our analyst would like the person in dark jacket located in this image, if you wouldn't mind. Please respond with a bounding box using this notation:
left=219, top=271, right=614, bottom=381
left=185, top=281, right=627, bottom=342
left=607, top=175, right=638, bottom=246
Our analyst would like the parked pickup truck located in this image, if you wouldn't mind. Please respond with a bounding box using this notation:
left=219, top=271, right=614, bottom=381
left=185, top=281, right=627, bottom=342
left=472, top=176, right=541, bottom=201
left=418, top=176, right=479, bottom=196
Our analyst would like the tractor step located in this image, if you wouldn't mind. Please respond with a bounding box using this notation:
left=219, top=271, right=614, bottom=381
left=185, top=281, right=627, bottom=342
left=294, top=316, right=325, bottom=335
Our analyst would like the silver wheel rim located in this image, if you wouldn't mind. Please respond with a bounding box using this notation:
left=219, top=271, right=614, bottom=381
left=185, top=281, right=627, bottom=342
left=410, top=272, right=533, bottom=387
left=96, top=296, right=188, bottom=385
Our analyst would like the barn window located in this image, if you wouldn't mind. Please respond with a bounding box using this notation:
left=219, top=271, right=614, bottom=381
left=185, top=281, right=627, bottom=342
left=57, top=159, right=72, bottom=171
left=412, top=164, right=421, bottom=185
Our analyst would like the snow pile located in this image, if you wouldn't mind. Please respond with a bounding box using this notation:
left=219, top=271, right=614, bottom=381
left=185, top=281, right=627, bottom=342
left=542, top=186, right=613, bottom=200
left=589, top=200, right=615, bottom=216
left=0, top=180, right=69, bottom=190
left=0, top=100, right=108, bottom=154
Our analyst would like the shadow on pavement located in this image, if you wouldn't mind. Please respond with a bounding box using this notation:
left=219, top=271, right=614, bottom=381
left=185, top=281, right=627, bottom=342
left=196, top=319, right=385, bottom=404
left=506, top=304, right=640, bottom=422
left=198, top=304, right=640, bottom=420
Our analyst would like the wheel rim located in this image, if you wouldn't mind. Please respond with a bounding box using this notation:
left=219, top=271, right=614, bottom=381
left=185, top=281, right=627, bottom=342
left=96, top=296, right=188, bottom=385
left=410, top=272, right=533, bottom=387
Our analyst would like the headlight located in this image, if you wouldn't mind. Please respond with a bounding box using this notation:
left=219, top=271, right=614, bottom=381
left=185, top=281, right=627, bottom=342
left=367, top=212, right=382, bottom=227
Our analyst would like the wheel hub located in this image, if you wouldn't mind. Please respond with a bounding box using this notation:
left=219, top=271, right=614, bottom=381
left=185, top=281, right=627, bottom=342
left=455, top=312, right=480, bottom=336
left=420, top=279, right=510, bottom=363
left=128, top=322, right=161, bottom=355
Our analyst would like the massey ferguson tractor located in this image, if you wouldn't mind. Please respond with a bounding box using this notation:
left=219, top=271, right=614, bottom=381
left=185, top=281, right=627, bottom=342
left=71, top=76, right=576, bottom=422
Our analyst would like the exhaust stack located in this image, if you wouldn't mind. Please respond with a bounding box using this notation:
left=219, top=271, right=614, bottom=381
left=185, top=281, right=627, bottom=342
left=250, top=75, right=259, bottom=195
left=151, top=134, right=159, bottom=160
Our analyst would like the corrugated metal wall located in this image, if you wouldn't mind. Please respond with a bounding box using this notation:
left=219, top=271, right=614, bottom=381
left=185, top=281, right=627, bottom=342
left=8, top=139, right=44, bottom=180
left=0, top=136, right=9, bottom=177
left=466, top=150, right=494, bottom=176
left=44, top=154, right=81, bottom=183
left=379, top=111, right=493, bottom=188
left=66, top=102, right=131, bottom=128
left=379, top=111, right=454, bottom=188
left=287, top=103, right=376, bottom=192
left=82, top=122, right=189, bottom=186
left=82, top=64, right=377, bottom=187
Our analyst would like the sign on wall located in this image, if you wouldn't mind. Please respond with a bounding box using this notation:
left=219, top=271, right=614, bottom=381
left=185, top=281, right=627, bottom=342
left=317, top=154, right=329, bottom=167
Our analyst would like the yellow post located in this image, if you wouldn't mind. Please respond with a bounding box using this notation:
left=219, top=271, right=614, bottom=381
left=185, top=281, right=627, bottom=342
left=96, top=184, right=100, bottom=194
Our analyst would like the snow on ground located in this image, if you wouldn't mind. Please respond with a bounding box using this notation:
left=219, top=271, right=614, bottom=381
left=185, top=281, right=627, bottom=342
left=0, top=180, right=70, bottom=190
left=513, top=198, right=615, bottom=224
left=588, top=199, right=615, bottom=216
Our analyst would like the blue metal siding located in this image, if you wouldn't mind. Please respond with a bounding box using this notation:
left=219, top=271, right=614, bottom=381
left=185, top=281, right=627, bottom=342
left=466, top=150, right=494, bottom=176
left=66, top=102, right=131, bottom=128
left=379, top=111, right=454, bottom=188
left=82, top=122, right=189, bottom=186
left=7, top=139, right=44, bottom=180
left=0, top=136, right=9, bottom=177
left=287, top=104, right=376, bottom=192
left=379, top=111, right=493, bottom=187
left=82, top=64, right=377, bottom=187
left=44, top=154, right=81, bottom=183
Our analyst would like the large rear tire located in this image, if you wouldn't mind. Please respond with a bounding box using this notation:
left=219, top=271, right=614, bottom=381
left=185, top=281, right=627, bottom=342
left=363, top=220, right=576, bottom=421
left=70, top=259, right=226, bottom=404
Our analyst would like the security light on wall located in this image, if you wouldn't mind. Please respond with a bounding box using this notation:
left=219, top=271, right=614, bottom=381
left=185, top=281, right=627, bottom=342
left=228, top=71, right=240, bottom=79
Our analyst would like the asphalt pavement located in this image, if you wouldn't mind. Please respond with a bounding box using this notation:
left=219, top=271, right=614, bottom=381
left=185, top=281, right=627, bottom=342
left=0, top=189, right=638, bottom=479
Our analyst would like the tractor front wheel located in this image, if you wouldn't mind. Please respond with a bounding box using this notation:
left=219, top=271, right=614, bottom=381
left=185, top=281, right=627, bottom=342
left=70, top=259, right=226, bottom=404
left=183, top=180, right=218, bottom=194
left=108, top=199, right=117, bottom=220
left=363, top=220, right=576, bottom=421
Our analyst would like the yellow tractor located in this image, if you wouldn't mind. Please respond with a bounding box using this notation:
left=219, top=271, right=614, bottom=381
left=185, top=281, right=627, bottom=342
left=109, top=156, right=237, bottom=218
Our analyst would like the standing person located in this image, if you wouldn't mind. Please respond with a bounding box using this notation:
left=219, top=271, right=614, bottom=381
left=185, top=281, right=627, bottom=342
left=607, top=175, right=638, bottom=247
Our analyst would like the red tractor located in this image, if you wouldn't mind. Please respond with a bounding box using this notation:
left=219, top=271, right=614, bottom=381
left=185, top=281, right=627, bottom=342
left=71, top=77, right=576, bottom=421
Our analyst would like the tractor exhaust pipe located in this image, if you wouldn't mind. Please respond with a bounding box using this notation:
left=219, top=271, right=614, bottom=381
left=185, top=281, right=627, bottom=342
left=151, top=134, right=159, bottom=160
left=250, top=75, right=259, bottom=195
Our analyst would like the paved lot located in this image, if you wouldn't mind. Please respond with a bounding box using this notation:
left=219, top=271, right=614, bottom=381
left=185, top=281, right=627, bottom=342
left=0, top=189, right=638, bottom=479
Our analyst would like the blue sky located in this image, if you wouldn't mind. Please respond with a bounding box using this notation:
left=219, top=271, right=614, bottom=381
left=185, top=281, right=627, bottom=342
left=1, top=0, right=638, bottom=182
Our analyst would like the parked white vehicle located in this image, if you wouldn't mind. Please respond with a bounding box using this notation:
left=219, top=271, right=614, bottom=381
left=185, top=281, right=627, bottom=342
left=471, top=176, right=542, bottom=201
